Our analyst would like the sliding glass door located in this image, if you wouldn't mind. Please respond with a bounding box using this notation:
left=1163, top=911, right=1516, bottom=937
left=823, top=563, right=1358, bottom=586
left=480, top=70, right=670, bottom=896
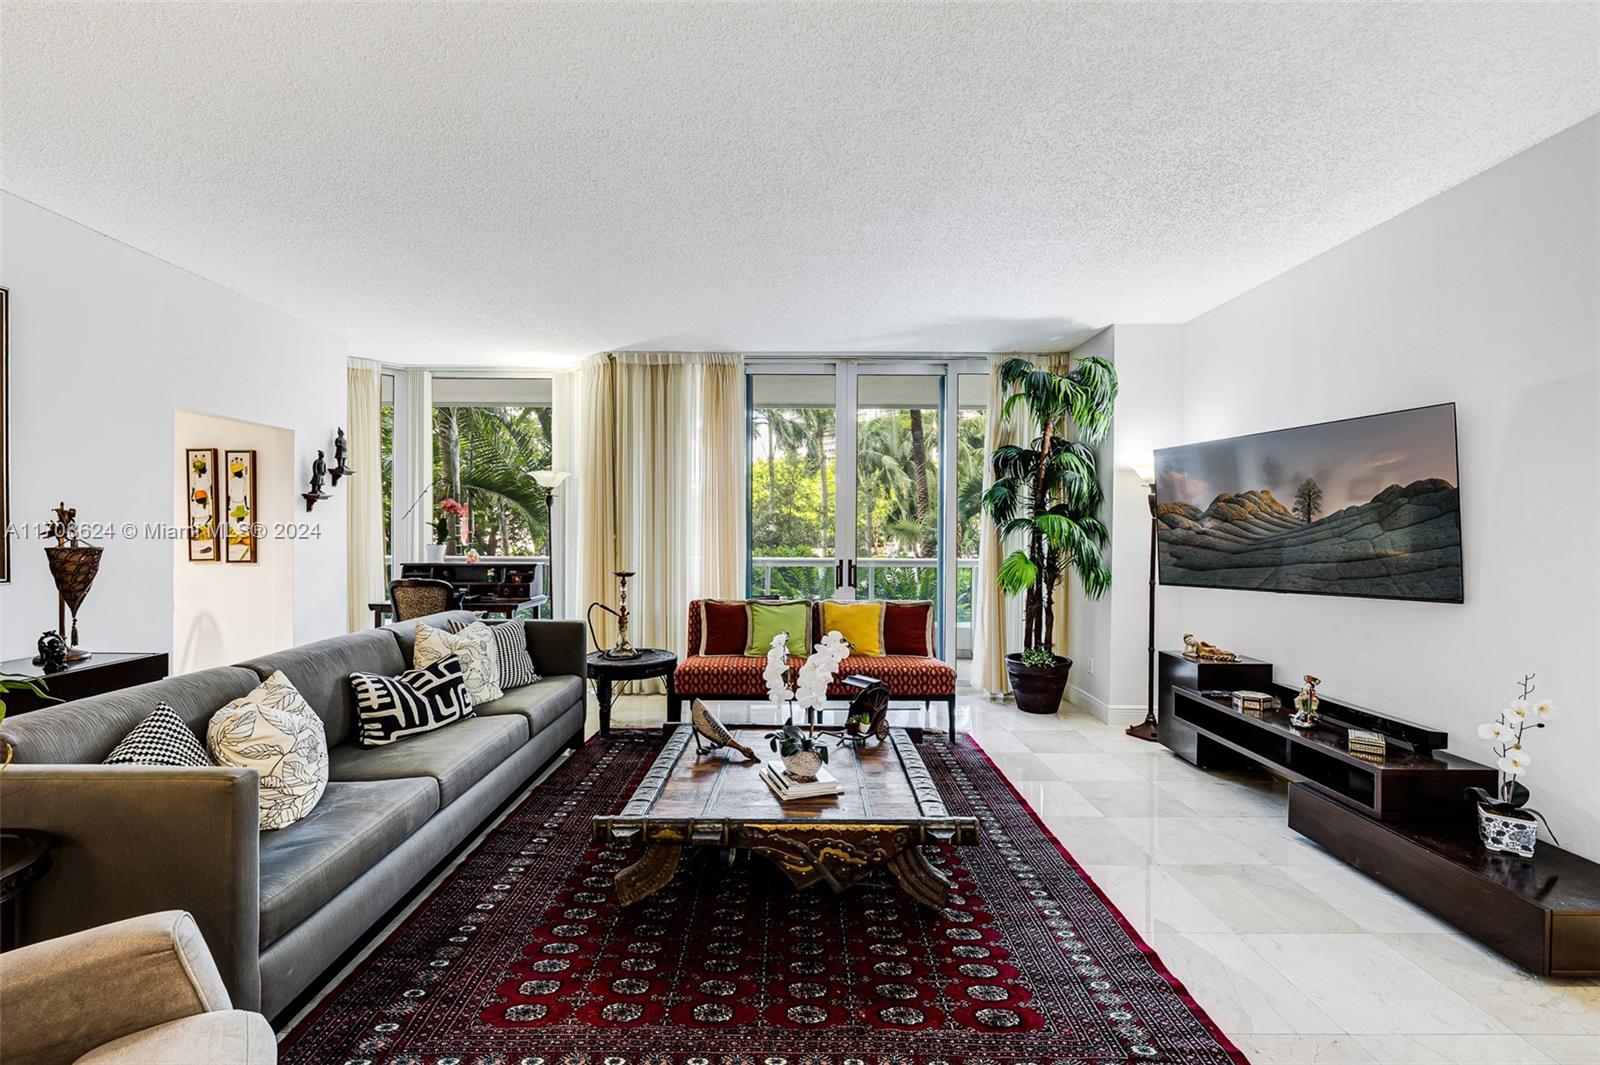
left=747, top=360, right=985, bottom=662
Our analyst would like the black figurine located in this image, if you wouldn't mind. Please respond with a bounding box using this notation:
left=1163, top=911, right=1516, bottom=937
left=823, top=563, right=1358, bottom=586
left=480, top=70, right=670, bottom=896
left=309, top=450, right=328, bottom=495
left=331, top=429, right=355, bottom=486
left=303, top=451, right=332, bottom=512
left=33, top=630, right=68, bottom=673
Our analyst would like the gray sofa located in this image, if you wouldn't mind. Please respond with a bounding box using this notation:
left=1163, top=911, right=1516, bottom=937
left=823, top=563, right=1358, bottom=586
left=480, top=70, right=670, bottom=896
left=0, top=611, right=587, bottom=1020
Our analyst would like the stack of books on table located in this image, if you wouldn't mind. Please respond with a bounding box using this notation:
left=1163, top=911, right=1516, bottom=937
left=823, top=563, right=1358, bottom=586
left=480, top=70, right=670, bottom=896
left=1231, top=690, right=1280, bottom=715
left=761, top=762, right=842, bottom=801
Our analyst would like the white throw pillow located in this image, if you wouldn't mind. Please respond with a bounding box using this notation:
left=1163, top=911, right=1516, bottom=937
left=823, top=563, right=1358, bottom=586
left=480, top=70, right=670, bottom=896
left=207, top=670, right=329, bottom=831
left=414, top=620, right=503, bottom=705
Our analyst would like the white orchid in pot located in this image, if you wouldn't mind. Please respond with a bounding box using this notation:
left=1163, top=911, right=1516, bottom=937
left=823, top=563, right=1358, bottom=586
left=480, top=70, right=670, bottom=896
left=766, top=630, right=850, bottom=782
left=1467, top=674, right=1559, bottom=859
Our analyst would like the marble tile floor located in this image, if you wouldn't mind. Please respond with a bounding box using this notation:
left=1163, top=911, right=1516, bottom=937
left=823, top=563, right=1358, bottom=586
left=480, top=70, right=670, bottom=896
left=597, top=684, right=1600, bottom=1065
left=284, top=681, right=1599, bottom=1065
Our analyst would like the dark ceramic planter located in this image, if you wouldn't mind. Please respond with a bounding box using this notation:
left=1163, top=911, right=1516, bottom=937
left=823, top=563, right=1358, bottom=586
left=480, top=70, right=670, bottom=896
left=1006, top=653, right=1073, bottom=715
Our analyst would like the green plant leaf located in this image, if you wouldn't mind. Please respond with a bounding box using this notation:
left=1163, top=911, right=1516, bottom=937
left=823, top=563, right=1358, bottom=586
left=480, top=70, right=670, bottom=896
left=997, top=549, right=1039, bottom=596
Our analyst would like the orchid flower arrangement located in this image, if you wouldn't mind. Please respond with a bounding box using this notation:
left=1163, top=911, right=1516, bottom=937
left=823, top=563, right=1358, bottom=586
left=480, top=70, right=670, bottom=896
left=1468, top=674, right=1559, bottom=839
left=762, top=632, right=795, bottom=708
left=766, top=629, right=851, bottom=765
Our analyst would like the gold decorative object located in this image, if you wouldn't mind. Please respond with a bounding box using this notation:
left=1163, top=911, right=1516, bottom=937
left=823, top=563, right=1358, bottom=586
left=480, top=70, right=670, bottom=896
left=586, top=570, right=642, bottom=659
left=1182, top=633, right=1241, bottom=662
left=1347, top=728, right=1388, bottom=762
left=690, top=698, right=757, bottom=761
left=43, top=502, right=101, bottom=663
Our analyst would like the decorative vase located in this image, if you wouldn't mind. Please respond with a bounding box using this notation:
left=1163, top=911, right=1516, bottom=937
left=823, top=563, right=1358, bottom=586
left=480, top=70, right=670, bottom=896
left=782, top=748, right=825, bottom=782
left=423, top=542, right=446, bottom=562
left=1005, top=653, right=1073, bottom=714
left=1476, top=802, right=1537, bottom=859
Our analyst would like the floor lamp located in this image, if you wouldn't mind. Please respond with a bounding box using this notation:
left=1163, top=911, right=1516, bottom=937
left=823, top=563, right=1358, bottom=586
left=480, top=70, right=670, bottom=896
left=1126, top=462, right=1160, bottom=742
left=531, top=470, right=570, bottom=619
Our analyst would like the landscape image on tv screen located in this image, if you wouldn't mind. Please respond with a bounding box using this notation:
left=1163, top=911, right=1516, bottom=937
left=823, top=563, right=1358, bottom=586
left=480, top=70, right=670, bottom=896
left=1154, top=404, right=1462, bottom=603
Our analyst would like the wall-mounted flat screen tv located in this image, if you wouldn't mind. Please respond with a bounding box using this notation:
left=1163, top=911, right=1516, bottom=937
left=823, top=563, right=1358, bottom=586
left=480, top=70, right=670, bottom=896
left=1154, top=403, right=1462, bottom=603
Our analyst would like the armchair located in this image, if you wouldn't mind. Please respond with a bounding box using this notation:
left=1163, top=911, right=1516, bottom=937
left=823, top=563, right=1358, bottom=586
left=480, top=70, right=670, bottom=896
left=0, top=910, right=275, bottom=1064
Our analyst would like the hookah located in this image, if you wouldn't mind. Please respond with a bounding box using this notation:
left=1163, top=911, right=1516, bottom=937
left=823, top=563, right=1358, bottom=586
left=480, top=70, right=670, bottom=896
left=586, top=570, right=642, bottom=659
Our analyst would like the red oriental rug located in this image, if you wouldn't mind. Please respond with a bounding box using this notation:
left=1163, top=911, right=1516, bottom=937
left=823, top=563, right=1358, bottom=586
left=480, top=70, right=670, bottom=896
left=280, top=731, right=1247, bottom=1065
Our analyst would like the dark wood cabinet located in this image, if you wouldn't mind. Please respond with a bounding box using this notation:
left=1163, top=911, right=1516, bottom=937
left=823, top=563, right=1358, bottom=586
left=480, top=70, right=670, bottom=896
left=398, top=560, right=548, bottom=615
left=1291, top=784, right=1600, bottom=976
left=1168, top=686, right=1495, bottom=821
left=1156, top=651, right=1274, bottom=762
left=0, top=652, right=169, bottom=714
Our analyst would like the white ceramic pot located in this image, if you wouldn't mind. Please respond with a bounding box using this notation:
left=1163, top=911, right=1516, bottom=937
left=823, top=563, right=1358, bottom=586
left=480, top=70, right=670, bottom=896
left=1477, top=802, right=1537, bottom=859
left=423, top=543, right=446, bottom=562
left=782, top=748, right=825, bottom=782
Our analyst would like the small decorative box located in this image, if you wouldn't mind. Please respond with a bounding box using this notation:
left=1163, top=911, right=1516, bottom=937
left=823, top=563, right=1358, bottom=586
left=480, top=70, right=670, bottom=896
left=1231, top=690, right=1280, bottom=715
left=1347, top=728, right=1388, bottom=760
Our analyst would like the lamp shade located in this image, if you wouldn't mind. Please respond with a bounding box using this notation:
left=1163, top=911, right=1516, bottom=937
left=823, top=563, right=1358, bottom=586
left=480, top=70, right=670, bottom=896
left=531, top=469, right=571, bottom=490
left=1131, top=461, right=1156, bottom=486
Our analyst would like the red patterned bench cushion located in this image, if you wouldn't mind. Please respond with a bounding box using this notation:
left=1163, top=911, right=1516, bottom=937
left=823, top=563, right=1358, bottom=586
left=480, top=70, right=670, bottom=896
left=675, top=654, right=955, bottom=698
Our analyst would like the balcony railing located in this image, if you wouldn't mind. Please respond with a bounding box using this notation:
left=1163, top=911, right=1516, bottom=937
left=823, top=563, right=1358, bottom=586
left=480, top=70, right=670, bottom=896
left=748, top=556, right=978, bottom=623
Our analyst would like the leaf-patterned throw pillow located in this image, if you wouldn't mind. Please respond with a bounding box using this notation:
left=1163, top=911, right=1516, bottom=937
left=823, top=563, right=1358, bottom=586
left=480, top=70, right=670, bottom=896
left=414, top=620, right=503, bottom=705
left=207, top=670, right=329, bottom=831
left=451, top=618, right=539, bottom=690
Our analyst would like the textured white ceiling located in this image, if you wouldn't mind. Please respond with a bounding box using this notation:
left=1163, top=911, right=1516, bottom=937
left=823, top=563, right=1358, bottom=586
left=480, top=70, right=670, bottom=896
left=3, top=3, right=1596, bottom=365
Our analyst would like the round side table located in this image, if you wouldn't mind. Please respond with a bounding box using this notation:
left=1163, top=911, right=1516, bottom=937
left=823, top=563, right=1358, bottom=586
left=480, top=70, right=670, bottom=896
left=587, top=649, right=678, bottom=737
left=1, top=829, right=55, bottom=952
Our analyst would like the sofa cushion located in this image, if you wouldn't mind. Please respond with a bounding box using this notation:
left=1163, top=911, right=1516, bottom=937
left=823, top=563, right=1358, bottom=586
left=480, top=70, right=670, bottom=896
left=385, top=609, right=481, bottom=665
left=240, top=629, right=405, bottom=747
left=883, top=600, right=935, bottom=656
left=257, top=777, right=438, bottom=946
left=821, top=600, right=885, bottom=657
left=472, top=619, right=540, bottom=688
left=475, top=676, right=584, bottom=736
left=698, top=600, right=749, bottom=656
left=676, top=654, right=954, bottom=698
left=207, top=671, right=329, bottom=831
left=350, top=656, right=475, bottom=748
left=745, top=601, right=812, bottom=656
left=414, top=620, right=502, bottom=705
left=327, top=714, right=528, bottom=807
left=0, top=668, right=261, bottom=766
left=102, top=705, right=214, bottom=768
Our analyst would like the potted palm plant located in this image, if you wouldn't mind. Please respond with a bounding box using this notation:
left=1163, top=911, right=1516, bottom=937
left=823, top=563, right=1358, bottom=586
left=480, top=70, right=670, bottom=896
left=983, top=355, right=1116, bottom=713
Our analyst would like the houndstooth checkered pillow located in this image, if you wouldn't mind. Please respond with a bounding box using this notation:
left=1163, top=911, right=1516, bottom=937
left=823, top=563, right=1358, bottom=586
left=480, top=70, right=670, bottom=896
left=103, top=703, right=214, bottom=767
left=451, top=618, right=540, bottom=690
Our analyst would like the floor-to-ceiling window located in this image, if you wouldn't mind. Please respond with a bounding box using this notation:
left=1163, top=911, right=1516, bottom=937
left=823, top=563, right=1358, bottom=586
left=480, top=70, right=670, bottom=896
left=430, top=376, right=554, bottom=558
left=380, top=371, right=395, bottom=573
left=746, top=359, right=987, bottom=661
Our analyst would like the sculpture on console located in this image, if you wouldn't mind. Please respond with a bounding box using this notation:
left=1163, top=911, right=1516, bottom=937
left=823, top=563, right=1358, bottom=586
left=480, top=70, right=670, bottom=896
left=1182, top=633, right=1241, bottom=663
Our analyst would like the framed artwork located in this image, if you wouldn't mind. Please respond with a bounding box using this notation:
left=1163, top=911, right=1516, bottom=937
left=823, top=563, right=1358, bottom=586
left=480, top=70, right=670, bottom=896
left=186, top=447, right=220, bottom=562
left=224, top=449, right=258, bottom=563
left=1154, top=403, right=1462, bottom=603
left=0, top=287, right=9, bottom=583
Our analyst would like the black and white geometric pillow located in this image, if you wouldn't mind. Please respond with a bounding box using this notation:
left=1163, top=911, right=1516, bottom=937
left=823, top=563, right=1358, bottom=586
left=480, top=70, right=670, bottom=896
left=103, top=703, right=215, bottom=767
left=453, top=618, right=540, bottom=690
left=350, top=654, right=474, bottom=748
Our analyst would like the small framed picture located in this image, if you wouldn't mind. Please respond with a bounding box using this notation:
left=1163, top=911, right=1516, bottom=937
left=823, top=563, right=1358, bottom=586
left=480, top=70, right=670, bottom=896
left=186, top=448, right=220, bottom=561
left=224, top=449, right=258, bottom=563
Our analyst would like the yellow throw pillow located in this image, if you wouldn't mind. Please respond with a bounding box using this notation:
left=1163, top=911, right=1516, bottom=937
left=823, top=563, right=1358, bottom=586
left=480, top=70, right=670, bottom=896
left=821, top=600, right=885, bottom=657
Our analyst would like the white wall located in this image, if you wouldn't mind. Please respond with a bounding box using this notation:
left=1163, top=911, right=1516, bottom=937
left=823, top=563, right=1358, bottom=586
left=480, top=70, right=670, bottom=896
left=171, top=411, right=296, bottom=673
left=1161, top=117, right=1599, bottom=859
left=0, top=193, right=349, bottom=663
left=1066, top=324, right=1185, bottom=724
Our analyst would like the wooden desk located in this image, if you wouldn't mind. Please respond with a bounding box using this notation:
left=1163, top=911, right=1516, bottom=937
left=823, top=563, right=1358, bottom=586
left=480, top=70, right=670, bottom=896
left=0, top=652, right=169, bottom=714
left=369, top=594, right=548, bottom=628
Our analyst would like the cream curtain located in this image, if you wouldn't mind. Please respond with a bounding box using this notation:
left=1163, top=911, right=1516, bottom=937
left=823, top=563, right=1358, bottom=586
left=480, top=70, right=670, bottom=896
left=571, top=352, right=745, bottom=687
left=346, top=358, right=385, bottom=631
left=970, top=353, right=1072, bottom=696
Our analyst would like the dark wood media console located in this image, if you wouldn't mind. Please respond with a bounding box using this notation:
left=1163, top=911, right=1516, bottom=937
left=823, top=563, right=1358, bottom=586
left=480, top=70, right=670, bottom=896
left=1156, top=649, right=1600, bottom=975
left=1291, top=785, right=1600, bottom=976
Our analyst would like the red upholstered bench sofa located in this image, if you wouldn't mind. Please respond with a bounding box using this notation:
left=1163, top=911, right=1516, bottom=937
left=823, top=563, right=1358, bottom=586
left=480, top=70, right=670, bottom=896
left=670, top=598, right=958, bottom=739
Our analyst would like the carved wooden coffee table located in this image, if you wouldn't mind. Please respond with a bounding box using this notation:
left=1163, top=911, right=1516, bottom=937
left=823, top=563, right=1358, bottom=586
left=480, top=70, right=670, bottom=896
left=593, top=726, right=979, bottom=909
